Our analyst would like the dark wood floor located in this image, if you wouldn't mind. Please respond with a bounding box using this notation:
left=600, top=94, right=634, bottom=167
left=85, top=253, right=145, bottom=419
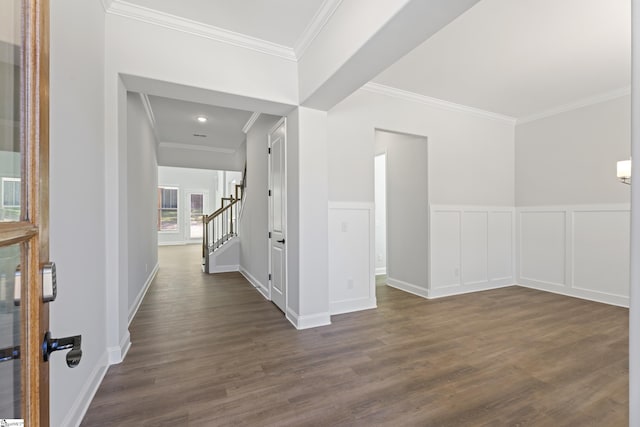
left=82, top=245, right=628, bottom=426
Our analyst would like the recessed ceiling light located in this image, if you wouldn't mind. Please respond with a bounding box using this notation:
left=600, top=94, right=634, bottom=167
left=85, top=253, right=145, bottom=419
left=196, top=116, right=208, bottom=123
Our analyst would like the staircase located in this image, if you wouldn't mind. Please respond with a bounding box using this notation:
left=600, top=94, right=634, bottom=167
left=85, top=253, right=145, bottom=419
left=202, top=182, right=244, bottom=273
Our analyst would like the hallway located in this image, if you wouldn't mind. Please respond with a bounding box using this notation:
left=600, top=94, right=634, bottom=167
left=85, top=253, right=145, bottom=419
left=81, top=245, right=628, bottom=426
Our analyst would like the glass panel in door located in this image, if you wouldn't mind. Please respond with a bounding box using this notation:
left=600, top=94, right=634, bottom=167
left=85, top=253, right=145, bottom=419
left=0, top=244, right=23, bottom=419
left=189, top=193, right=204, bottom=239
left=0, top=0, right=23, bottom=420
left=0, top=0, right=22, bottom=223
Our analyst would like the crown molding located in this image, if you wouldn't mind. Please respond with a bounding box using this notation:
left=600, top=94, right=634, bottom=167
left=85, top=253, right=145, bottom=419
left=139, top=93, right=156, bottom=128
left=516, top=86, right=632, bottom=125
left=294, top=0, right=343, bottom=59
left=106, top=0, right=297, bottom=61
left=159, top=142, right=236, bottom=155
left=139, top=93, right=160, bottom=143
left=362, top=83, right=517, bottom=124
left=100, top=0, right=114, bottom=12
left=242, top=112, right=261, bottom=134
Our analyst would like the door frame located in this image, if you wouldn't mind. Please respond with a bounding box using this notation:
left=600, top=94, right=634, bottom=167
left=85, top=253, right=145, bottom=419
left=267, top=117, right=287, bottom=310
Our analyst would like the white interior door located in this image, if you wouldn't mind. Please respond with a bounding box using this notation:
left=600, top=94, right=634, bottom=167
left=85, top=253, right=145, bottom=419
left=269, top=119, right=286, bottom=313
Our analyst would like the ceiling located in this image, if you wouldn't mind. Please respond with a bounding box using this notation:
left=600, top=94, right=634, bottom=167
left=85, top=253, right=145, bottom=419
left=136, top=0, right=631, bottom=157
left=374, top=0, right=631, bottom=119
left=148, top=95, right=253, bottom=152
left=123, top=0, right=326, bottom=47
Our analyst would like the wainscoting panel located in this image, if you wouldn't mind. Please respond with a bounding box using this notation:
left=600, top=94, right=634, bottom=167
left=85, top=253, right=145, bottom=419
left=517, top=205, right=630, bottom=307
left=519, top=210, right=566, bottom=287
left=430, top=206, right=514, bottom=298
left=488, top=211, right=513, bottom=281
left=328, top=202, right=377, bottom=315
left=462, top=212, right=489, bottom=285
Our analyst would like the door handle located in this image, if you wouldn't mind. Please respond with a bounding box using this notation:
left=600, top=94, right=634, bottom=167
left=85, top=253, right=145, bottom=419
left=43, top=331, right=82, bottom=368
left=0, top=346, right=20, bottom=363
left=277, top=239, right=285, bottom=244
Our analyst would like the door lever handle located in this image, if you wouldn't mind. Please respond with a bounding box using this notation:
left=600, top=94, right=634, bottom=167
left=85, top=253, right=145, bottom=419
left=277, top=239, right=285, bottom=244
left=43, top=331, right=82, bottom=368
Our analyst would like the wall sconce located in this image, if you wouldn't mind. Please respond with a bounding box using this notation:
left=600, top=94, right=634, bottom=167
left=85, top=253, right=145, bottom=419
left=617, top=159, right=631, bottom=185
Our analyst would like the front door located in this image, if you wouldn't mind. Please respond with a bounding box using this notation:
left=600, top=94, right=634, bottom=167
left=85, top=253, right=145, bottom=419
left=268, top=119, right=286, bottom=313
left=186, top=191, right=207, bottom=240
left=0, top=1, right=57, bottom=425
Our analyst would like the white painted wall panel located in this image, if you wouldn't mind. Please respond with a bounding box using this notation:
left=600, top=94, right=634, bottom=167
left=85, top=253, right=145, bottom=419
left=519, top=211, right=566, bottom=286
left=488, top=211, right=513, bottom=280
left=572, top=210, right=630, bottom=297
left=328, top=204, right=375, bottom=314
left=516, top=206, right=629, bottom=307
left=431, top=211, right=461, bottom=289
left=462, top=212, right=488, bottom=285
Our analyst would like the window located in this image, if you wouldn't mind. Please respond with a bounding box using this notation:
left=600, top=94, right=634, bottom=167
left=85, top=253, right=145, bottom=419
left=2, top=178, right=20, bottom=221
left=158, top=186, right=178, bottom=232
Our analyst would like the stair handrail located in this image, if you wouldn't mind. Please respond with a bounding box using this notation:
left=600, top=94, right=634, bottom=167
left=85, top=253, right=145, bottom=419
left=202, top=193, right=242, bottom=271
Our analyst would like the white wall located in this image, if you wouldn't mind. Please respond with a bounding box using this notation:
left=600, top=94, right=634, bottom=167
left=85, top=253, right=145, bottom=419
left=516, top=95, right=631, bottom=206
left=157, top=166, right=218, bottom=245
left=374, top=154, right=386, bottom=275
left=327, top=88, right=515, bottom=311
left=126, top=93, right=159, bottom=323
left=49, top=1, right=107, bottom=426
left=286, top=108, right=330, bottom=329
left=515, top=96, right=632, bottom=306
left=375, top=130, right=428, bottom=290
left=238, top=114, right=280, bottom=297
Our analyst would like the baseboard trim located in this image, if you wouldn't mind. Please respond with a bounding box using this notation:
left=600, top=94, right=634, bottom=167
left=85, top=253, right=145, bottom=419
left=286, top=308, right=331, bottom=330
left=107, top=332, right=131, bottom=365
left=386, top=277, right=429, bottom=298
left=158, top=241, right=188, bottom=246
left=427, top=280, right=513, bottom=299
left=517, top=280, right=629, bottom=308
left=210, top=264, right=239, bottom=273
left=128, top=262, right=159, bottom=326
left=59, top=351, right=109, bottom=427
left=330, top=297, right=377, bottom=315
left=375, top=267, right=387, bottom=276
left=239, top=267, right=269, bottom=300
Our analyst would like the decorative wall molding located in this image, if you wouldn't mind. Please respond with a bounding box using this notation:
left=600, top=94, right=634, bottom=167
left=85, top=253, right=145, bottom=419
left=100, top=0, right=115, bottom=13
left=516, top=204, right=631, bottom=308
left=517, top=86, right=631, bottom=125
left=362, top=83, right=517, bottom=124
left=128, top=262, right=159, bottom=325
left=242, top=112, right=261, bottom=134
left=430, top=205, right=515, bottom=296
left=294, top=0, right=344, bottom=59
left=328, top=202, right=377, bottom=316
left=159, top=142, right=236, bottom=154
left=106, top=0, right=297, bottom=61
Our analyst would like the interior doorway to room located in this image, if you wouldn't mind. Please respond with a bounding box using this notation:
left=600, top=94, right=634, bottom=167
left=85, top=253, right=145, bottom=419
left=374, top=129, right=429, bottom=295
left=268, top=118, right=287, bottom=314
left=374, top=153, right=387, bottom=286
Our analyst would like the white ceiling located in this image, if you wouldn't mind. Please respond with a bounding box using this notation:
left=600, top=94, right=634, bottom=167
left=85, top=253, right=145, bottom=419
left=148, top=95, right=253, bottom=151
left=373, top=0, right=631, bottom=119
left=123, top=0, right=326, bottom=47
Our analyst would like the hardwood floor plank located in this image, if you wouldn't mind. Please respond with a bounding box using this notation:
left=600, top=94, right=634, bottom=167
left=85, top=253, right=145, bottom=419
left=80, top=245, right=628, bottom=426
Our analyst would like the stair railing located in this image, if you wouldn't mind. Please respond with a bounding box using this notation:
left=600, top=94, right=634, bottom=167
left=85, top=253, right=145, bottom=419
left=202, top=184, right=244, bottom=272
